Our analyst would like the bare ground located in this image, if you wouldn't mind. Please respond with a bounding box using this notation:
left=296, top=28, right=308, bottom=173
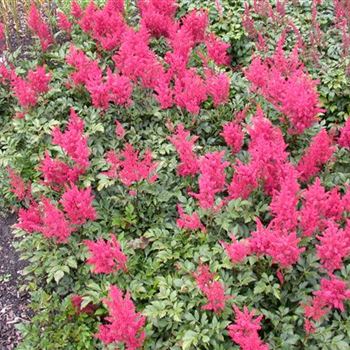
left=0, top=214, right=31, bottom=350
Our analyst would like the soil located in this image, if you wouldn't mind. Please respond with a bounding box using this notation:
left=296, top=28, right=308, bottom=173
left=0, top=213, right=31, bottom=350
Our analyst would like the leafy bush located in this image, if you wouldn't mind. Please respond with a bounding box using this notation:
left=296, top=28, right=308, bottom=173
left=0, top=0, right=350, bottom=349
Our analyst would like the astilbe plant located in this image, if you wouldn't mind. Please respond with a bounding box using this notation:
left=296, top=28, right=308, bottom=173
left=64, top=0, right=230, bottom=115
left=296, top=129, right=335, bottom=182
left=304, top=277, right=350, bottom=333
left=52, top=107, right=90, bottom=171
left=28, top=3, right=53, bottom=52
left=5, top=0, right=350, bottom=348
left=189, top=151, right=229, bottom=209
left=229, top=108, right=289, bottom=199
left=103, top=143, right=158, bottom=187
left=220, top=120, right=244, bottom=154
left=84, top=234, right=127, bottom=274
left=176, top=204, right=206, bottom=232
left=96, top=285, right=146, bottom=350
left=338, top=117, right=350, bottom=148
left=168, top=123, right=199, bottom=177
left=245, top=32, right=324, bottom=134
left=228, top=306, right=269, bottom=350
left=193, top=264, right=229, bottom=314
left=7, top=167, right=31, bottom=201
left=60, top=184, right=96, bottom=225
left=10, top=65, right=51, bottom=109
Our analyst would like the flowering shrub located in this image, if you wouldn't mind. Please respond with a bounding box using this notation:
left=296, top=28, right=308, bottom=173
left=0, top=0, right=350, bottom=350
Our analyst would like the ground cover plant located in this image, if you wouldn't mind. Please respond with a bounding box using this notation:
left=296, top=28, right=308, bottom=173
left=0, top=0, right=350, bottom=349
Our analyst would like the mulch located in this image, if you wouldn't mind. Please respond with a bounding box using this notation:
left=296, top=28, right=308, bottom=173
left=0, top=214, right=31, bottom=350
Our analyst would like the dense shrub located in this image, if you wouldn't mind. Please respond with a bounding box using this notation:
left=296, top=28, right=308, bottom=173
left=0, top=0, right=350, bottom=349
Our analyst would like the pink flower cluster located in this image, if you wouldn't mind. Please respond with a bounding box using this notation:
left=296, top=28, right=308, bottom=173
left=176, top=204, right=205, bottom=232
left=245, top=33, right=324, bottom=134
left=17, top=109, right=95, bottom=243
left=168, top=124, right=199, bottom=177
left=220, top=120, right=244, bottom=154
left=66, top=46, right=132, bottom=110
left=338, top=118, right=350, bottom=149
left=28, top=3, right=53, bottom=51
left=299, top=178, right=345, bottom=237
left=229, top=108, right=288, bottom=199
left=10, top=66, right=51, bottom=109
left=193, top=264, right=229, bottom=314
left=97, top=285, right=146, bottom=350
left=189, top=151, right=229, bottom=209
left=316, top=220, right=350, bottom=274
left=40, top=112, right=90, bottom=187
left=84, top=234, right=127, bottom=274
left=57, top=11, right=72, bottom=35
left=65, top=0, right=230, bottom=114
left=7, top=167, right=31, bottom=201
left=104, top=143, right=158, bottom=187
left=304, top=277, right=350, bottom=333
left=297, top=129, right=334, bottom=182
left=228, top=306, right=269, bottom=350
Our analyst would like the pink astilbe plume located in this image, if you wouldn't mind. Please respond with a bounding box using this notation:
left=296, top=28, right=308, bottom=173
left=28, top=3, right=53, bottom=51
left=66, top=46, right=102, bottom=86
left=52, top=108, right=90, bottom=170
left=297, top=129, right=334, bottom=182
left=106, top=70, right=133, bottom=107
left=11, top=75, right=37, bottom=108
left=97, top=285, right=146, bottom=350
left=269, top=165, right=300, bottom=232
left=173, top=69, right=207, bottom=115
left=113, top=28, right=164, bottom=89
left=57, top=11, right=72, bottom=34
left=27, top=66, right=51, bottom=94
left=245, top=34, right=324, bottom=134
left=80, top=0, right=126, bottom=51
left=190, top=151, right=229, bottom=209
left=220, top=121, right=244, bottom=154
left=205, top=71, right=230, bottom=107
left=40, top=151, right=81, bottom=186
left=166, top=23, right=194, bottom=73
left=228, top=160, right=258, bottom=199
left=298, top=179, right=344, bottom=236
left=316, top=221, right=350, bottom=275
left=304, top=277, right=350, bottom=330
left=154, top=73, right=173, bottom=109
left=17, top=202, right=42, bottom=233
left=60, top=184, right=96, bottom=225
left=249, top=219, right=304, bottom=269
left=104, top=144, right=158, bottom=186
left=338, top=118, right=350, bottom=149
left=7, top=167, right=31, bottom=201
left=193, top=264, right=229, bottom=314
left=138, top=0, right=177, bottom=38
left=71, top=0, right=83, bottom=19
left=115, top=120, right=126, bottom=139
left=222, top=235, right=251, bottom=264
left=11, top=66, right=51, bottom=108
left=205, top=33, right=230, bottom=66
left=78, top=1, right=98, bottom=32
left=228, top=306, right=269, bottom=350
left=176, top=204, right=205, bottom=232
left=229, top=109, right=288, bottom=199
left=85, top=234, right=127, bottom=274
left=181, top=9, right=208, bottom=43
left=168, top=124, right=199, bottom=176
left=41, top=198, right=73, bottom=243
